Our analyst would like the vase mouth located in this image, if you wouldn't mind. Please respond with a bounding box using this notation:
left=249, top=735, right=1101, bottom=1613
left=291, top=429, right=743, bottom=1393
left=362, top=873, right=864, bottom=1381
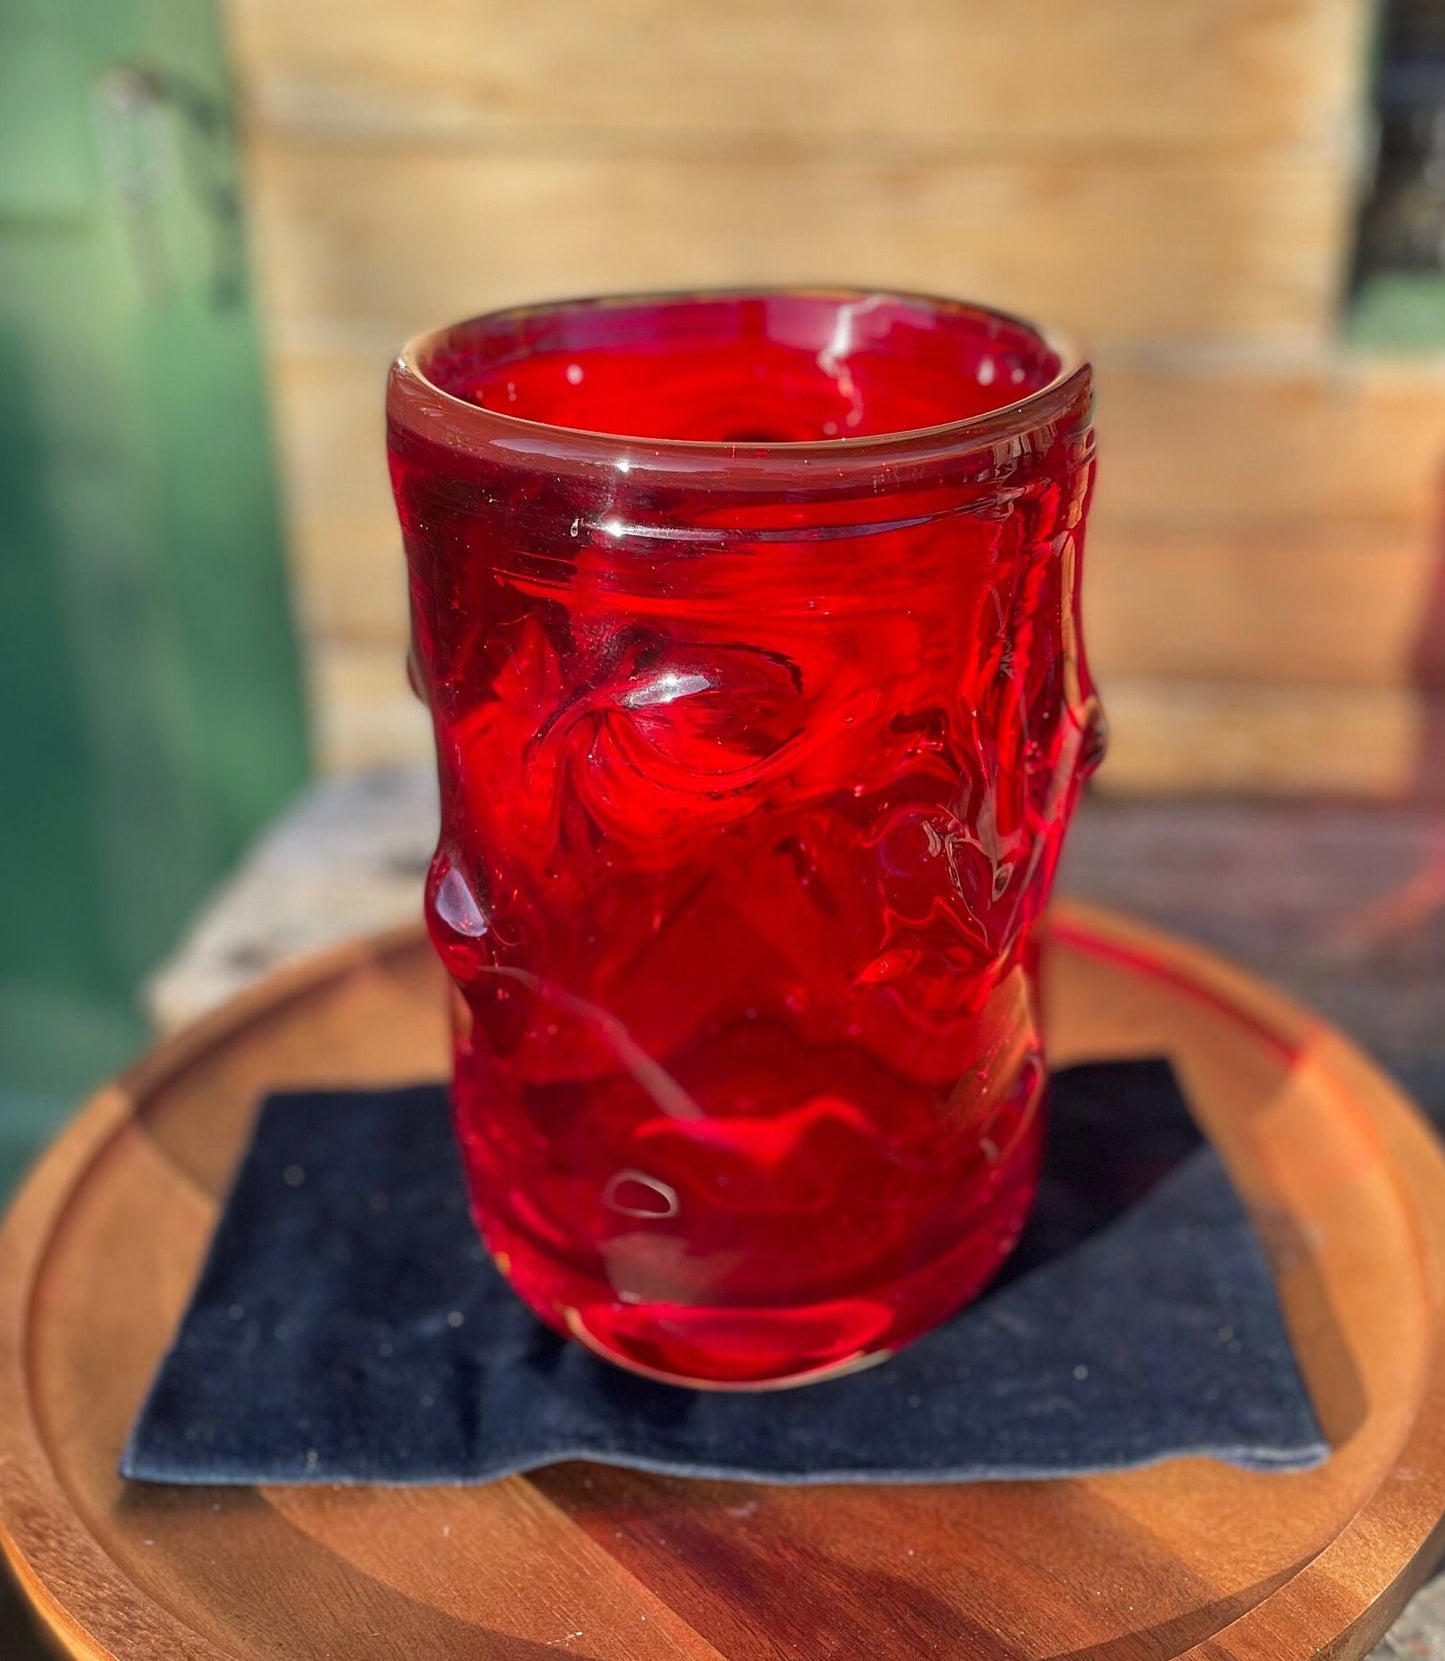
left=389, top=287, right=1091, bottom=479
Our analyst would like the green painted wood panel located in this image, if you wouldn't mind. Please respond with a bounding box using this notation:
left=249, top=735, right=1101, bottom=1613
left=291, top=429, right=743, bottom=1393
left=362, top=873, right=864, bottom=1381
left=0, top=0, right=309, bottom=1139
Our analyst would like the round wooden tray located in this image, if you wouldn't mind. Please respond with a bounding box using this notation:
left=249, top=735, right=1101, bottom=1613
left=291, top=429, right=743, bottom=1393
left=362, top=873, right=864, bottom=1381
left=3, top=902, right=1445, bottom=1661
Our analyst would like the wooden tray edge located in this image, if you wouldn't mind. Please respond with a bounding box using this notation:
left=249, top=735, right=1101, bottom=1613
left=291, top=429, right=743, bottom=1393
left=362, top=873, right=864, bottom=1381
left=2, top=907, right=1445, bottom=1661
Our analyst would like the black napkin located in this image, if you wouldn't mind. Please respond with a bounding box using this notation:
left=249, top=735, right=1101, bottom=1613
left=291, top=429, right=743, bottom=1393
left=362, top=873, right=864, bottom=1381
left=121, top=1060, right=1325, bottom=1486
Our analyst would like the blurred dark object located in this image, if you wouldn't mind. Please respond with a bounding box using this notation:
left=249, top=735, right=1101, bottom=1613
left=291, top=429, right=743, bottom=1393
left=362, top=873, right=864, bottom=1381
left=1357, top=0, right=1445, bottom=276
left=1350, top=0, right=1445, bottom=346
left=0, top=1579, right=44, bottom=1661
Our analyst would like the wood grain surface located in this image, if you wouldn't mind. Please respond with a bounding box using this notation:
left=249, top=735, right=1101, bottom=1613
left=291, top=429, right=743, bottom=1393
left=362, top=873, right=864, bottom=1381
left=226, top=0, right=1365, bottom=150
left=259, top=334, right=1445, bottom=786
left=273, top=349, right=1445, bottom=650
left=217, top=0, right=1445, bottom=800
left=248, top=142, right=1352, bottom=360
left=304, top=637, right=1445, bottom=798
left=4, top=905, right=1445, bottom=1659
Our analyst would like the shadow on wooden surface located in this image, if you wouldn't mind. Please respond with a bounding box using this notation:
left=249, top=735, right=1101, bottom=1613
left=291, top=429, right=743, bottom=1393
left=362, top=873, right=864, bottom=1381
left=2, top=1565, right=50, bottom=1661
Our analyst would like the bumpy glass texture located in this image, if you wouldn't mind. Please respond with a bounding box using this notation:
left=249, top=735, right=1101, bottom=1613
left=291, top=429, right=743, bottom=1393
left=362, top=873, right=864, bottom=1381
left=388, top=291, right=1103, bottom=1387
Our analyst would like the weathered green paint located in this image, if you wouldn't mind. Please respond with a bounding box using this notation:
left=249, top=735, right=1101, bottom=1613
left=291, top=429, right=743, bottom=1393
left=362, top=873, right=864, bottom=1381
left=0, top=0, right=309, bottom=1123
left=1346, top=273, right=1445, bottom=353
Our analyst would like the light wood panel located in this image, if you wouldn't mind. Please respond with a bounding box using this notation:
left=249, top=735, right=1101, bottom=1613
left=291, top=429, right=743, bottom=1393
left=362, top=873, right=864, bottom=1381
left=277, top=333, right=1445, bottom=790
left=269, top=345, right=1445, bottom=682
left=223, top=0, right=1445, bottom=794
left=246, top=140, right=1353, bottom=356
left=1099, top=357, right=1445, bottom=526
left=5, top=911, right=1445, bottom=1658
left=278, top=348, right=1445, bottom=541
left=288, top=505, right=1445, bottom=695
left=280, top=498, right=1445, bottom=695
left=307, top=638, right=430, bottom=774
left=225, top=0, right=1367, bottom=151
left=1084, top=520, right=1442, bottom=688
left=1098, top=679, right=1432, bottom=798
left=310, top=640, right=1445, bottom=798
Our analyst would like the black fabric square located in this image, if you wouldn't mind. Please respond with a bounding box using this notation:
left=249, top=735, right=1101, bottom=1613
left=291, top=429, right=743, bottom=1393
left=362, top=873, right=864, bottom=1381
left=121, top=1060, right=1325, bottom=1485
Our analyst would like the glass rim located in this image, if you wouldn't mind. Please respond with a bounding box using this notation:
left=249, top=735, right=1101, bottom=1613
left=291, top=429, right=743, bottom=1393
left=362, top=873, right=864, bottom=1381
left=389, top=286, right=1091, bottom=477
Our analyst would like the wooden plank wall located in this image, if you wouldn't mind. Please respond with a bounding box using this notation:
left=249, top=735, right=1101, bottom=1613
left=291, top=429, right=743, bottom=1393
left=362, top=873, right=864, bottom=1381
left=226, top=0, right=1445, bottom=795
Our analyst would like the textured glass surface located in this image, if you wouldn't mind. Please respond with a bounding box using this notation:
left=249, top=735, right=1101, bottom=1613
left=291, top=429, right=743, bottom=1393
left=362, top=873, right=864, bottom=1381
left=388, top=290, right=1103, bottom=1386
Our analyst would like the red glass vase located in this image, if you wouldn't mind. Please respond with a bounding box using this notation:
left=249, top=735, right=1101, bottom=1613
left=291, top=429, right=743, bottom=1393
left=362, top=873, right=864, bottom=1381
left=387, top=289, right=1103, bottom=1388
